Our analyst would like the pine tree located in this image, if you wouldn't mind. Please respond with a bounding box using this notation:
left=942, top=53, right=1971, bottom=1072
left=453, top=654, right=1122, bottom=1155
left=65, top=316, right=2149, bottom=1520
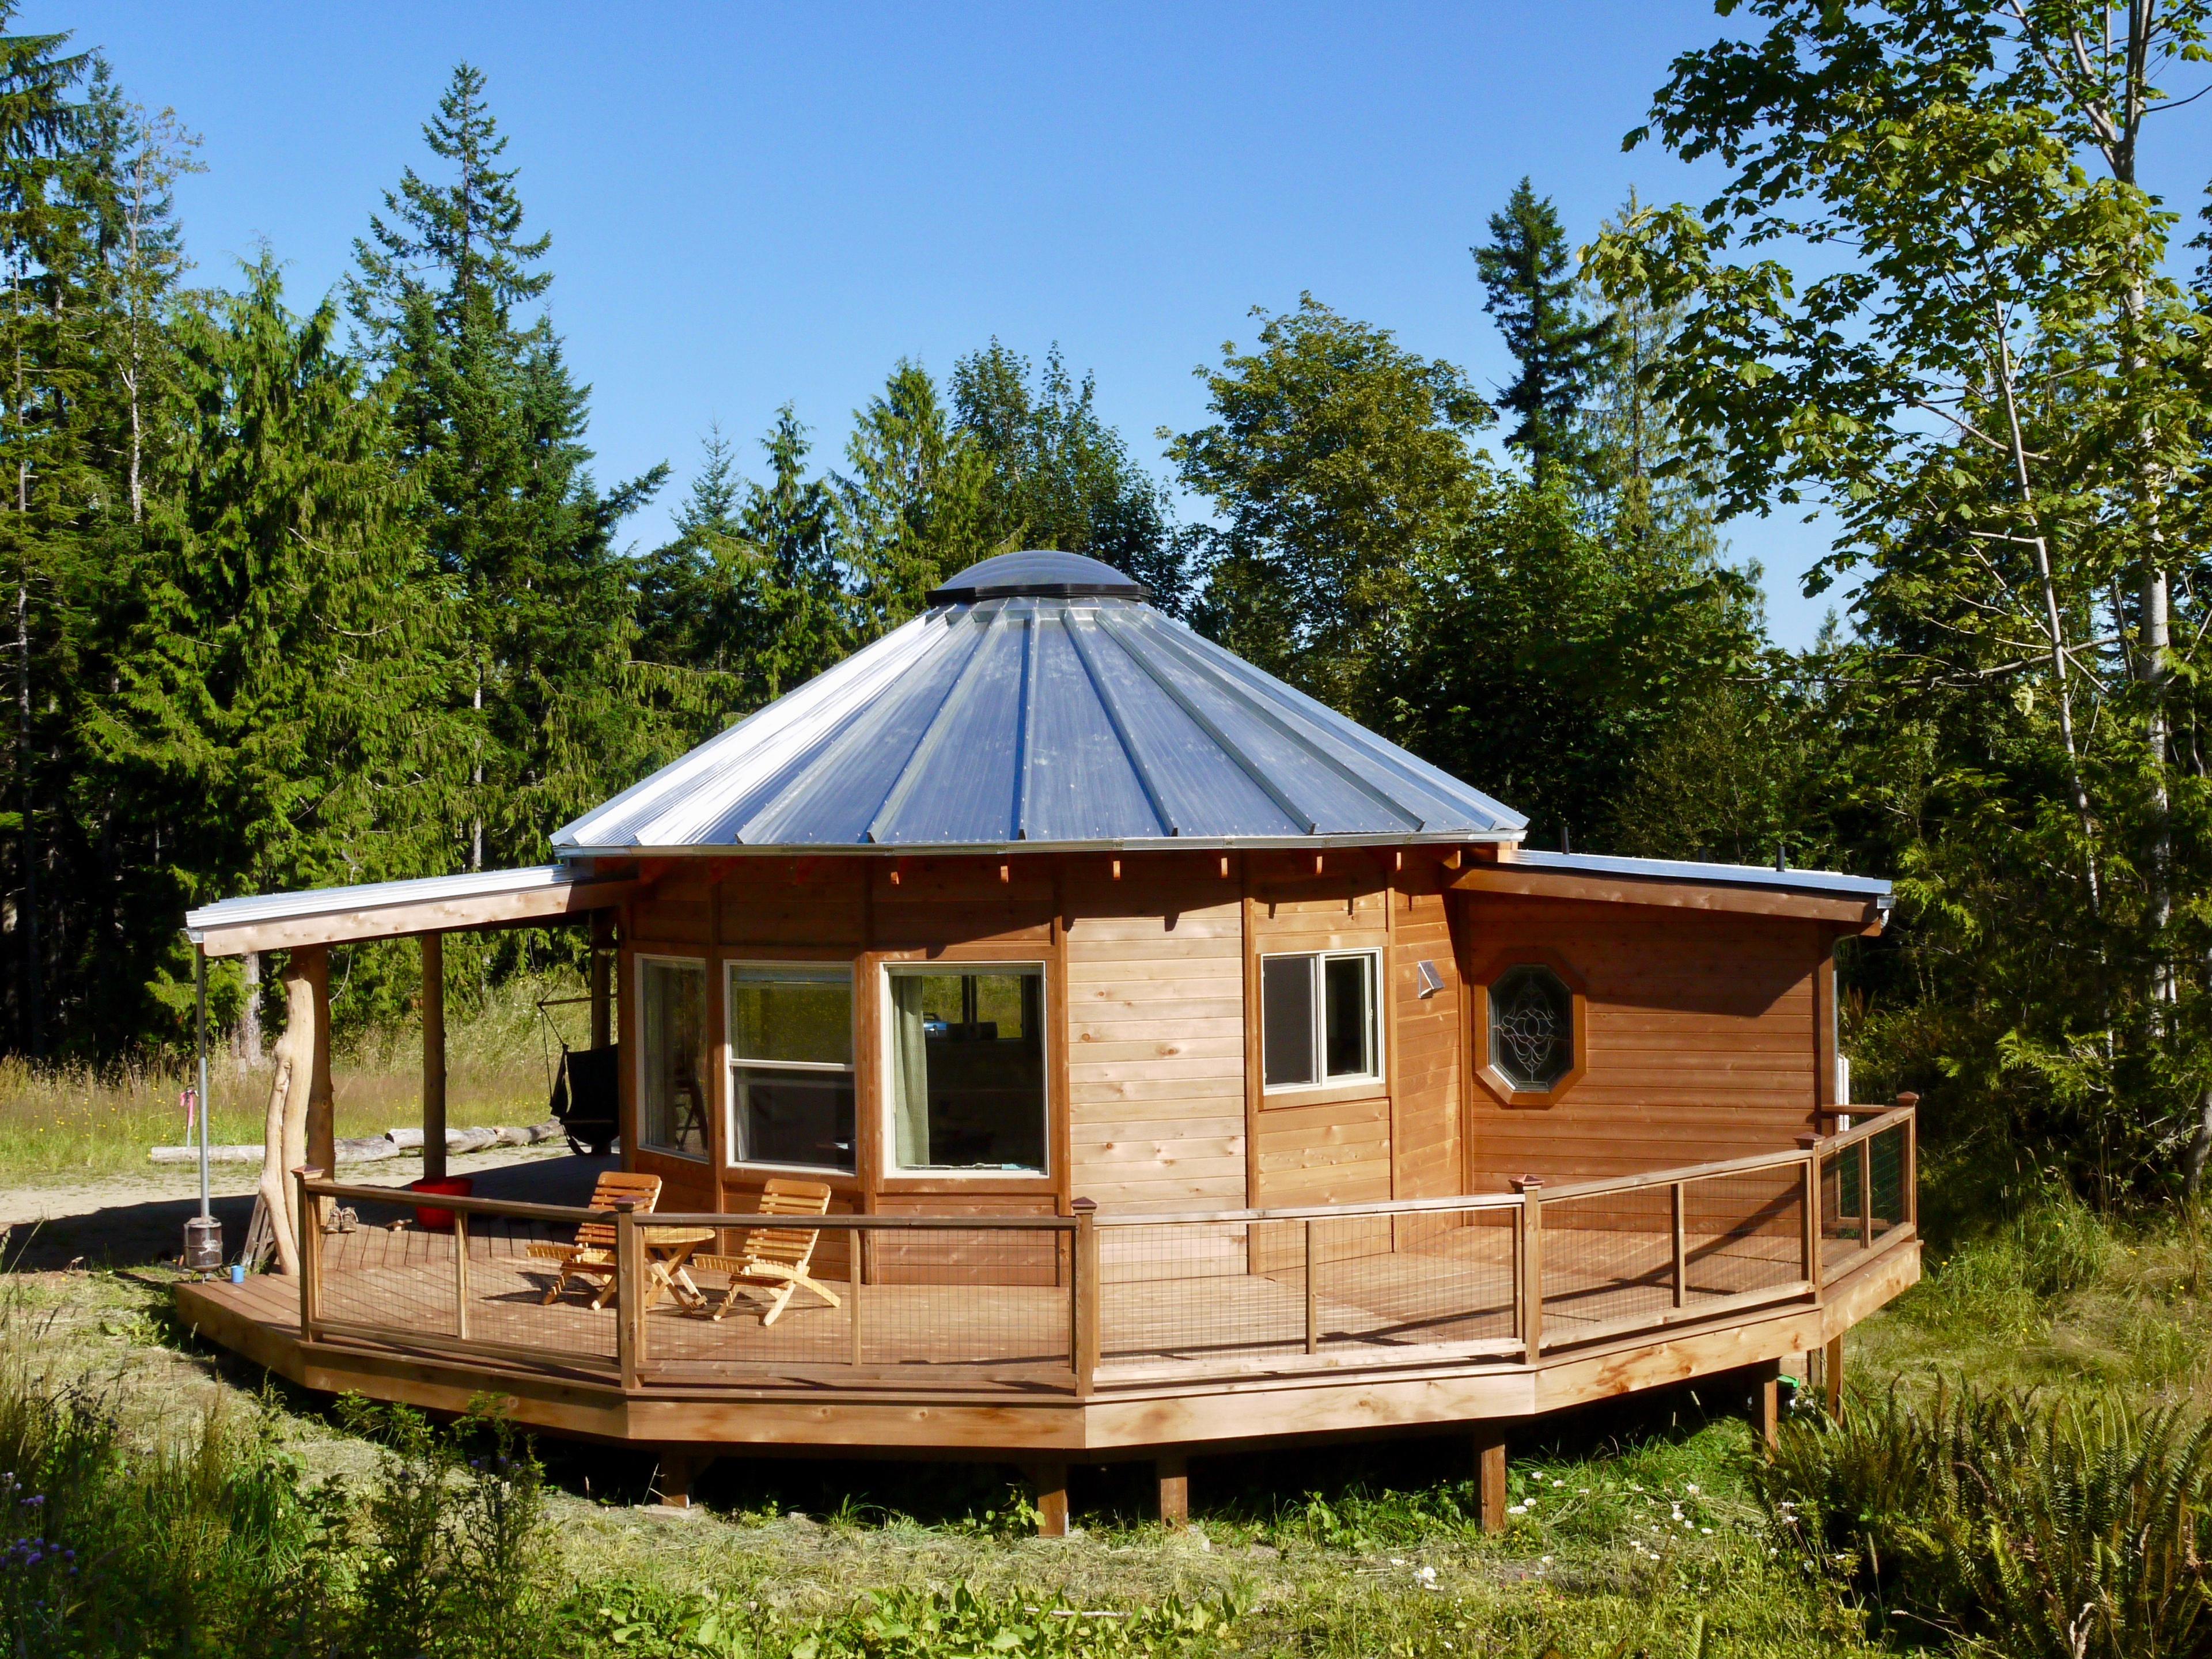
left=349, top=62, right=665, bottom=873
left=1474, top=178, right=1610, bottom=485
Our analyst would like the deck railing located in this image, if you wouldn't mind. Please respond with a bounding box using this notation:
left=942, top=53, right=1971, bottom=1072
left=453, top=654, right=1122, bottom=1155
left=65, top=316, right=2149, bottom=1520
left=290, top=1102, right=1915, bottom=1399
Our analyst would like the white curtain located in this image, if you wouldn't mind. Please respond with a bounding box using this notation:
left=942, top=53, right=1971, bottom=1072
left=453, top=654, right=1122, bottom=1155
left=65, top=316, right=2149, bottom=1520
left=890, top=975, right=931, bottom=1168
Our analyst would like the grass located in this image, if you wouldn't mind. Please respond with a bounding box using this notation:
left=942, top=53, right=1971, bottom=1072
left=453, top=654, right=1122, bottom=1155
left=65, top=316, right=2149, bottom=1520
left=0, top=977, right=595, bottom=1184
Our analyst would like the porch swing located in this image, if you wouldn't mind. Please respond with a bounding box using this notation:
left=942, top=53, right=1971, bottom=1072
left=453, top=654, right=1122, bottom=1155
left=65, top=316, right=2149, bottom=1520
left=537, top=994, right=620, bottom=1157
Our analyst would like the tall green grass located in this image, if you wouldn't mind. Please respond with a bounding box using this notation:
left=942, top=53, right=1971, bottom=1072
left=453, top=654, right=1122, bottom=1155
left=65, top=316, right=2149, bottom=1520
left=0, top=975, right=596, bottom=1183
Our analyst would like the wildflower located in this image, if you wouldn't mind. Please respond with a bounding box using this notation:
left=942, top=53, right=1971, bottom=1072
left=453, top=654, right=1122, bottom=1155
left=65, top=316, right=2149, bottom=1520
left=1506, top=1503, right=1528, bottom=1516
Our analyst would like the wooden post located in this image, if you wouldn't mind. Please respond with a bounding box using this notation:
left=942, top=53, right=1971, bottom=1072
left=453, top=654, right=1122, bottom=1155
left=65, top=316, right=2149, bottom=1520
left=453, top=1207, right=471, bottom=1342
left=1797, top=1137, right=1821, bottom=1287
left=1157, top=1452, right=1189, bottom=1529
left=298, top=946, right=336, bottom=1187
left=656, top=1449, right=699, bottom=1510
left=422, top=931, right=447, bottom=1184
left=1304, top=1217, right=1319, bottom=1354
left=1029, top=1461, right=1070, bottom=1536
left=616, top=1201, right=644, bottom=1390
left=1749, top=1357, right=1781, bottom=1449
left=1071, top=1199, right=1098, bottom=1396
left=1897, top=1092, right=1919, bottom=1229
left=1475, top=1421, right=1509, bottom=1533
left=1823, top=1335, right=1844, bottom=1417
left=1512, top=1179, right=1543, bottom=1358
left=293, top=1166, right=324, bottom=1340
left=849, top=1225, right=865, bottom=1368
left=1669, top=1181, right=1687, bottom=1308
left=1858, top=1137, right=1874, bottom=1248
left=590, top=911, right=614, bottom=1048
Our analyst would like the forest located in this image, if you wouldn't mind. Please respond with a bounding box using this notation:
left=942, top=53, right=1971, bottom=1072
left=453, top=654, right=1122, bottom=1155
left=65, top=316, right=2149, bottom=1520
left=2, top=2, right=2210, bottom=1212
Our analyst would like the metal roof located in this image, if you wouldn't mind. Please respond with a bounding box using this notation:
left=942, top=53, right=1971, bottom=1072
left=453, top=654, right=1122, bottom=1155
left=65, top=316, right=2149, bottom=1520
left=184, top=865, right=578, bottom=940
left=554, top=555, right=1527, bottom=855
left=1510, top=850, right=1892, bottom=903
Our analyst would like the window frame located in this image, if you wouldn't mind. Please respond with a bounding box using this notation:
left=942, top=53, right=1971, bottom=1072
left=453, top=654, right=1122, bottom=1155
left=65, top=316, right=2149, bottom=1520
left=1470, top=949, right=1590, bottom=1108
left=723, top=958, right=858, bottom=1177
left=634, top=952, right=712, bottom=1164
left=879, top=959, right=1053, bottom=1181
left=1258, top=947, right=1386, bottom=1098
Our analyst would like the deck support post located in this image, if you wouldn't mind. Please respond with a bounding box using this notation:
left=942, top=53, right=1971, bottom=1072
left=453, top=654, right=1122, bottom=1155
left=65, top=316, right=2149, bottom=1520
left=1475, top=1421, right=1510, bottom=1533
left=590, top=912, right=613, bottom=1048
left=1027, top=1461, right=1070, bottom=1536
left=1749, top=1357, right=1781, bottom=1449
left=655, top=1449, right=703, bottom=1510
left=422, top=931, right=446, bottom=1184
left=616, top=1202, right=644, bottom=1391
left=1823, top=1335, right=1844, bottom=1417
left=1157, top=1452, right=1188, bottom=1529
left=1510, top=1178, right=1543, bottom=1358
left=1071, top=1199, right=1097, bottom=1396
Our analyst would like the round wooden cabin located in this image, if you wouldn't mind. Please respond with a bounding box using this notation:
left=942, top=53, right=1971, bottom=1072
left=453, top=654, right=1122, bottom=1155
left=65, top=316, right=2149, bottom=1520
left=180, top=551, right=1916, bottom=1529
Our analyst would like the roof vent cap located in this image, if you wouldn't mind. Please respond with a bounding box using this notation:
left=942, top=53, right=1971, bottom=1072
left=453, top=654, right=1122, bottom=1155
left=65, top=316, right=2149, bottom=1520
left=927, top=550, right=1148, bottom=605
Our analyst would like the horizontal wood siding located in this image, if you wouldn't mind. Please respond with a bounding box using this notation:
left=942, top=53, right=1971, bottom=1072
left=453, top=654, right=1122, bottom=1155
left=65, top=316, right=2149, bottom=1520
left=1065, top=870, right=1248, bottom=1214
left=1463, top=894, right=1825, bottom=1189
left=1392, top=882, right=1462, bottom=1199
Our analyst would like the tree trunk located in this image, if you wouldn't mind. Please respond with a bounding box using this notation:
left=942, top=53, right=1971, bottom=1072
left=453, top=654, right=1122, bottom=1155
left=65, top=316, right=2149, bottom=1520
left=237, top=950, right=262, bottom=1067
left=256, top=961, right=317, bottom=1275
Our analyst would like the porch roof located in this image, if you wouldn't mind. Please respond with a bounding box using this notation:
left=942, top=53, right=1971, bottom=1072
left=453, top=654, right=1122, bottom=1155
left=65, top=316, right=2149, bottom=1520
left=183, top=864, right=635, bottom=959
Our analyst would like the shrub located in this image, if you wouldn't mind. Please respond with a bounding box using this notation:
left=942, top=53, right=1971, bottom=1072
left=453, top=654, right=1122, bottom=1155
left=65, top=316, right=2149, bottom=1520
left=1757, top=1381, right=2212, bottom=1656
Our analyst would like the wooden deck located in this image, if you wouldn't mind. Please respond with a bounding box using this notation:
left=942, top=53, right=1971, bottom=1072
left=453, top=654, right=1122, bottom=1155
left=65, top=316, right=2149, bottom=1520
left=175, top=1109, right=1918, bottom=1455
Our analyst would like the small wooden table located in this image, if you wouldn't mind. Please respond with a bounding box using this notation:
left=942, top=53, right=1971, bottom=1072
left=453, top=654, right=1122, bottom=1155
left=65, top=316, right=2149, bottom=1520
left=641, top=1226, right=717, bottom=1312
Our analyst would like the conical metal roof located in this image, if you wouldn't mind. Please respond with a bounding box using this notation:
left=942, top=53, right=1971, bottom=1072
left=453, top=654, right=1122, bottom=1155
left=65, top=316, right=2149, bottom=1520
left=554, top=554, right=1525, bottom=855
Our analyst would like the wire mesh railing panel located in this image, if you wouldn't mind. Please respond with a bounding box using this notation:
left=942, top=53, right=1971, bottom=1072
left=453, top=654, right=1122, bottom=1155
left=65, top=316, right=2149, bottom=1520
left=1100, top=1219, right=1305, bottom=1363
left=1819, top=1150, right=1862, bottom=1275
left=315, top=1224, right=460, bottom=1339
left=464, top=1215, right=622, bottom=1362
left=1539, top=1185, right=1673, bottom=1339
left=656, top=1226, right=1072, bottom=1380
left=1869, top=1124, right=1908, bottom=1242
left=1679, top=1166, right=1805, bottom=1301
left=1311, top=1208, right=1516, bottom=1351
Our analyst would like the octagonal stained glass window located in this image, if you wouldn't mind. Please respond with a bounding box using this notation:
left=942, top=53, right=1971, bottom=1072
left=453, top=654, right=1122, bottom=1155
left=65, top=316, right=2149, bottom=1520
left=1488, top=964, right=1574, bottom=1091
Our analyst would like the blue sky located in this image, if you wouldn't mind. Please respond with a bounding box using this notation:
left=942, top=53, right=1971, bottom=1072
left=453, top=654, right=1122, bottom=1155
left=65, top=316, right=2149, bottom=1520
left=29, top=2, right=2137, bottom=650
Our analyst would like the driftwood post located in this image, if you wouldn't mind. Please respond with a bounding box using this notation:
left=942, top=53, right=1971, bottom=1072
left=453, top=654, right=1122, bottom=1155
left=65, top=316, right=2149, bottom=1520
left=301, top=945, right=335, bottom=1184
left=255, top=955, right=322, bottom=1275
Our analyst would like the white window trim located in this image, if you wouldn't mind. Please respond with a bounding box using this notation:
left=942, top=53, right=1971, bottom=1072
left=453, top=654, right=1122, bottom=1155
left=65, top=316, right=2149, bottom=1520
left=1259, top=947, right=1385, bottom=1097
left=725, top=960, right=857, bottom=1176
left=635, top=953, right=711, bottom=1164
left=880, top=960, right=1052, bottom=1180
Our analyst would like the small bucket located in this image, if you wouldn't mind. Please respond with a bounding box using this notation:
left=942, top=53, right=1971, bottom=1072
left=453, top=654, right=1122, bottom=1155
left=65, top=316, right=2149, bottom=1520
left=408, top=1176, right=474, bottom=1232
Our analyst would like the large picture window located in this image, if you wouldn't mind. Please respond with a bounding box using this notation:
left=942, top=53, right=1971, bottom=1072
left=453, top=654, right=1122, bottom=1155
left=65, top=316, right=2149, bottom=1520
left=638, top=957, right=709, bottom=1157
left=1262, top=950, right=1381, bottom=1092
left=728, top=963, right=855, bottom=1173
left=887, top=965, right=1047, bottom=1174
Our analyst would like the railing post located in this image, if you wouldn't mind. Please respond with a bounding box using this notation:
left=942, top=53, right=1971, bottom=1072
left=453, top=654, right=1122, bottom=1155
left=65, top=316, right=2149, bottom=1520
left=1797, top=1135, right=1820, bottom=1289
left=293, top=1166, right=324, bottom=1341
left=453, top=1207, right=471, bottom=1342
left=1071, top=1198, right=1098, bottom=1397
left=1858, top=1137, right=1874, bottom=1250
left=1669, top=1181, right=1686, bottom=1309
left=1897, top=1092, right=1919, bottom=1230
left=1304, top=1217, right=1319, bottom=1355
left=616, top=1200, right=643, bottom=1390
left=1511, top=1178, right=1543, bottom=1359
left=849, top=1225, right=865, bottom=1368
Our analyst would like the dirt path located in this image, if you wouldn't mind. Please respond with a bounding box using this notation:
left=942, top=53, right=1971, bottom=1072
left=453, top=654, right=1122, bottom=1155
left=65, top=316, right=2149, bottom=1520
left=0, top=1145, right=609, bottom=1271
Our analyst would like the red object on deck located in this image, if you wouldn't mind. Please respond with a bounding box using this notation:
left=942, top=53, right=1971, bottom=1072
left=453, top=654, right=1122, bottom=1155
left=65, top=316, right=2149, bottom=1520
left=408, top=1176, right=473, bottom=1232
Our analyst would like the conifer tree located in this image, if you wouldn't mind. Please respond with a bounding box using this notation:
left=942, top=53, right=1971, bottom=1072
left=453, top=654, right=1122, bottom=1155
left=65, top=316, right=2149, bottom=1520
left=349, top=63, right=664, bottom=872
left=836, top=360, right=995, bottom=641
left=1474, top=178, right=1610, bottom=485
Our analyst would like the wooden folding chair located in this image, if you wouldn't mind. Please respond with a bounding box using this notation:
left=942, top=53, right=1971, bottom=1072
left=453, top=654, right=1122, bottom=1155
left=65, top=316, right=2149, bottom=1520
left=525, top=1170, right=663, bottom=1308
left=692, top=1178, right=840, bottom=1326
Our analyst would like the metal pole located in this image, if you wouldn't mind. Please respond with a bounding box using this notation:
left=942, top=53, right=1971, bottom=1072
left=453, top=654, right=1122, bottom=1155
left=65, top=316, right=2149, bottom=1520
left=196, top=946, right=211, bottom=1221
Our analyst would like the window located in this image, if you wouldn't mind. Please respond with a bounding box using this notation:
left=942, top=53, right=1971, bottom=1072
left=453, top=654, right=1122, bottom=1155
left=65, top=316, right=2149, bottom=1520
left=1262, top=950, right=1381, bottom=1091
left=638, top=957, right=709, bottom=1157
left=1487, top=964, right=1574, bottom=1091
left=887, top=965, right=1047, bottom=1173
left=728, top=963, right=854, bottom=1172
